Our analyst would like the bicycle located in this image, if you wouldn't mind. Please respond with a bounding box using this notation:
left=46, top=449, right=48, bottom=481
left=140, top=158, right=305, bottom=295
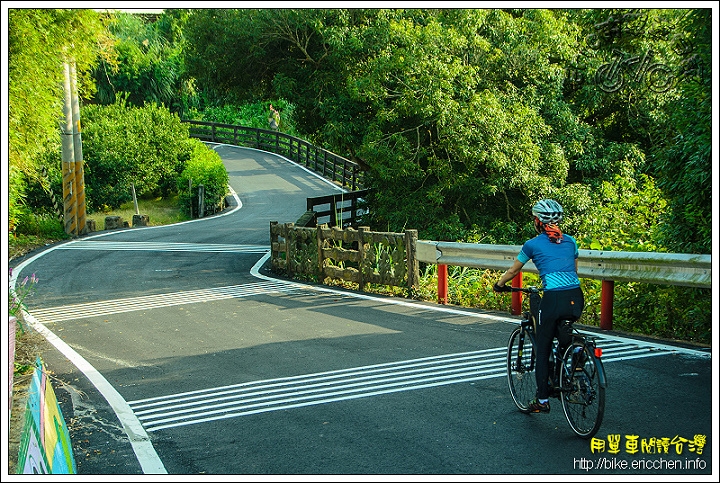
left=505, top=286, right=607, bottom=439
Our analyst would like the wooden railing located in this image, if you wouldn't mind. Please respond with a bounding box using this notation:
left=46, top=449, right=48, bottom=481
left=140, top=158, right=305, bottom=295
left=296, top=189, right=370, bottom=228
left=270, top=222, right=420, bottom=293
left=270, top=223, right=711, bottom=330
left=182, top=120, right=365, bottom=191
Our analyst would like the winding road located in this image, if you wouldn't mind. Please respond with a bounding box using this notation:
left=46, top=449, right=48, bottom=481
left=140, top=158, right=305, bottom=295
left=12, top=145, right=714, bottom=476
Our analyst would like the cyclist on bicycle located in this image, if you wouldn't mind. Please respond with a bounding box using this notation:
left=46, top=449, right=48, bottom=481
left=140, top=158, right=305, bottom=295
left=493, top=199, right=585, bottom=413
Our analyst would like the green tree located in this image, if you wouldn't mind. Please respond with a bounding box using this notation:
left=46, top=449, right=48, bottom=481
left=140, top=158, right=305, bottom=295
left=8, top=8, right=113, bottom=230
left=325, top=9, right=587, bottom=240
left=182, top=7, right=356, bottom=136
left=178, top=8, right=711, bottom=254
left=92, top=10, right=197, bottom=116
left=565, top=8, right=711, bottom=253
left=81, top=99, right=193, bottom=211
left=182, top=9, right=268, bottom=105
left=650, top=9, right=712, bottom=254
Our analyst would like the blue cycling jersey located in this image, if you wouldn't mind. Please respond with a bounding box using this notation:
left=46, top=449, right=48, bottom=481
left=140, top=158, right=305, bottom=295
left=517, top=233, right=580, bottom=291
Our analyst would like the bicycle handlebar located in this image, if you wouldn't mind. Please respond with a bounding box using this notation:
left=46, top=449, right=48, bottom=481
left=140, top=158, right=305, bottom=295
left=493, top=284, right=543, bottom=294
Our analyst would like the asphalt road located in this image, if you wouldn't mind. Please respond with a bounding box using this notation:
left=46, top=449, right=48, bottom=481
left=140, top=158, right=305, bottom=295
left=11, top=145, right=715, bottom=478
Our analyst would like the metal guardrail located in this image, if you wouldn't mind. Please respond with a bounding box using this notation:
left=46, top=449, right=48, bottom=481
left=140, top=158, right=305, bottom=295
left=416, top=241, right=711, bottom=289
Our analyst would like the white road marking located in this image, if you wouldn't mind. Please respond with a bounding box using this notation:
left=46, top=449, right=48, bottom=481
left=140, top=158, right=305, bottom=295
left=56, top=241, right=270, bottom=253
left=126, top=335, right=678, bottom=432
left=24, top=239, right=711, bottom=438
left=30, top=281, right=298, bottom=323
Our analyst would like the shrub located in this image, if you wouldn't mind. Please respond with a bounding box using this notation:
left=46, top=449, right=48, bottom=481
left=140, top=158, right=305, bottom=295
left=8, top=267, right=39, bottom=319
left=185, top=99, right=298, bottom=136
left=177, top=139, right=229, bottom=217
left=14, top=213, right=66, bottom=239
left=82, top=97, right=193, bottom=211
left=611, top=283, right=711, bottom=344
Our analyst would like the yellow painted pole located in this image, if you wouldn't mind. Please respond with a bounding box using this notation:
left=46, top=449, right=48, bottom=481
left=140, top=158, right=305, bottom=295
left=61, top=61, right=77, bottom=236
left=70, top=61, right=86, bottom=235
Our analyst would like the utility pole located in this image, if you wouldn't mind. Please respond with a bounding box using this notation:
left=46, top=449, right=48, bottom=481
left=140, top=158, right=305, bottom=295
left=61, top=59, right=86, bottom=236
left=70, top=61, right=87, bottom=235
left=61, top=61, right=77, bottom=236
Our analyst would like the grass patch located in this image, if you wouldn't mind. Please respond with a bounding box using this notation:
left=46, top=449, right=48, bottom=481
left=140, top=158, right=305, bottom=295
left=8, top=195, right=189, bottom=261
left=87, top=195, right=190, bottom=230
left=8, top=233, right=68, bottom=261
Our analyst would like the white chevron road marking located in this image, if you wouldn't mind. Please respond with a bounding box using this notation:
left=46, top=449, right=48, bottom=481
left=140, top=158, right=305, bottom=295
left=127, top=336, right=678, bottom=432
left=30, top=281, right=299, bottom=323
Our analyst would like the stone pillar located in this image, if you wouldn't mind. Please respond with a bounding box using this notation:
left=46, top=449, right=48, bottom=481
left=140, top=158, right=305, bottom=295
left=104, top=215, right=123, bottom=230
left=132, top=214, right=150, bottom=227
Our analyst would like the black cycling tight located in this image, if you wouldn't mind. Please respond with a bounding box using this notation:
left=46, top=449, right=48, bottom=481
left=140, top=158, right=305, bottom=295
left=533, top=287, right=584, bottom=399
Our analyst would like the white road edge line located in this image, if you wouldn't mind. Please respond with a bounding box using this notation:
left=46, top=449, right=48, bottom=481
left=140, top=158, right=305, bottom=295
left=9, top=143, right=711, bottom=472
left=4, top=182, right=250, bottom=474
left=19, top=310, right=168, bottom=474
left=249, top=252, right=712, bottom=359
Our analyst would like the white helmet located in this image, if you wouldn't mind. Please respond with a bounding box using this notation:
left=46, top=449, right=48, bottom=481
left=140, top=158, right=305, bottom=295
left=532, top=199, right=563, bottom=224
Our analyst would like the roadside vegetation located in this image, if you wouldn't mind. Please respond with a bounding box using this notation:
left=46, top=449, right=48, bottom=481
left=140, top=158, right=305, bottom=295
left=8, top=8, right=712, bottom=348
left=6, top=8, right=713, bottom=473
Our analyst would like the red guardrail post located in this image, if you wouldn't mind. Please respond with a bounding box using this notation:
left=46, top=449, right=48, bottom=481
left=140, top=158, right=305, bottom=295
left=437, top=264, right=448, bottom=304
left=600, top=279, right=614, bottom=330
left=511, top=273, right=523, bottom=315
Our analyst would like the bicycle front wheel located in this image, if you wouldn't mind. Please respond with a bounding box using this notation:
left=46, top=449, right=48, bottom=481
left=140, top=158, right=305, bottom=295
left=560, top=341, right=606, bottom=439
left=507, top=326, right=536, bottom=413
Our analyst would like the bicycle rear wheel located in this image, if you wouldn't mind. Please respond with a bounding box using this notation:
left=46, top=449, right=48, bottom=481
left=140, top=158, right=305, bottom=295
left=560, top=340, right=606, bottom=438
left=507, top=325, right=536, bottom=413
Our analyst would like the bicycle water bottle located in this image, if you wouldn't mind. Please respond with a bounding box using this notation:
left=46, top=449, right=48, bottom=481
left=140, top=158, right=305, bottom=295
left=572, top=345, right=586, bottom=370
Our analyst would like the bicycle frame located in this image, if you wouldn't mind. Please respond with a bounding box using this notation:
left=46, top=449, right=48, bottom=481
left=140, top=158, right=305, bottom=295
left=505, top=285, right=607, bottom=438
left=513, top=314, right=569, bottom=396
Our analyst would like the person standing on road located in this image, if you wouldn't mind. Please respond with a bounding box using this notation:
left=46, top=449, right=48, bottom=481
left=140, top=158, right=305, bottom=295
left=493, top=199, right=585, bottom=413
left=268, top=104, right=280, bottom=130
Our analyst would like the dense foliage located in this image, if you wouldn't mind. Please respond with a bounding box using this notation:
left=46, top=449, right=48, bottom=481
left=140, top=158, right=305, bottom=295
left=7, top=8, right=712, bottom=343
left=180, top=8, right=711, bottom=255
left=81, top=98, right=194, bottom=211
left=185, top=99, right=299, bottom=136
left=91, top=10, right=198, bottom=117
left=177, top=139, right=230, bottom=217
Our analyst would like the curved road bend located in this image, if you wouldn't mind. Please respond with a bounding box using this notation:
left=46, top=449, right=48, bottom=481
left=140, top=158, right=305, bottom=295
left=13, top=144, right=343, bottom=473
left=12, top=145, right=714, bottom=476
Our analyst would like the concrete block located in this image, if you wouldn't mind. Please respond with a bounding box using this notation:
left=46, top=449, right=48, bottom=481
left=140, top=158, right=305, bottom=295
left=132, top=214, right=150, bottom=227
left=104, top=216, right=123, bottom=229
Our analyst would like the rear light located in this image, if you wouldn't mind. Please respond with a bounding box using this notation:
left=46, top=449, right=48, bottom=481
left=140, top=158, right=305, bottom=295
left=595, top=347, right=603, bottom=358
